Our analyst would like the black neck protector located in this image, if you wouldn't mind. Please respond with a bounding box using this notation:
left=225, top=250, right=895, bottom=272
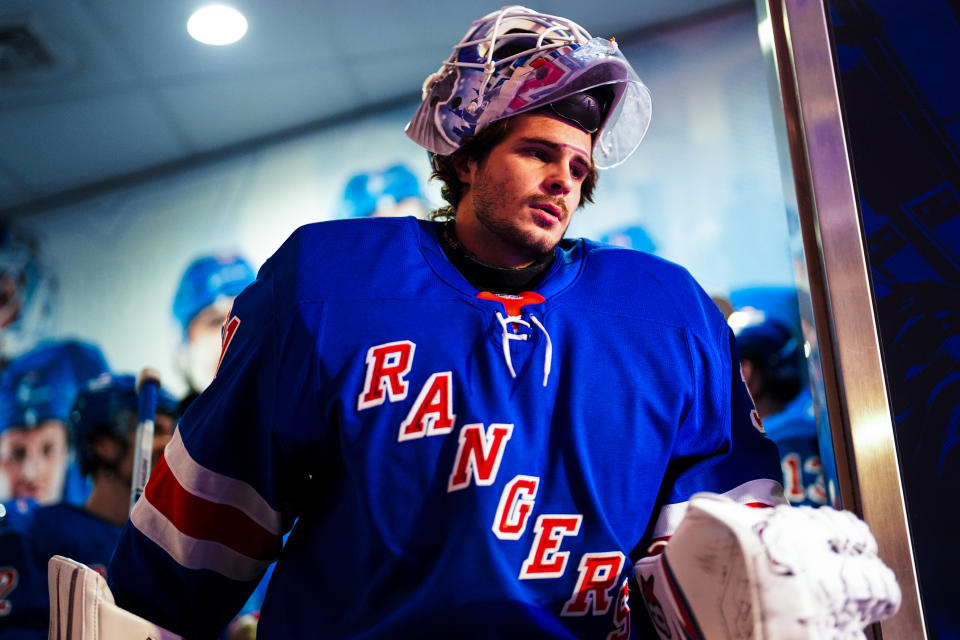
left=439, top=221, right=555, bottom=295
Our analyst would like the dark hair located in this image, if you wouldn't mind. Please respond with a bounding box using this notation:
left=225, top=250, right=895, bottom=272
left=428, top=114, right=599, bottom=221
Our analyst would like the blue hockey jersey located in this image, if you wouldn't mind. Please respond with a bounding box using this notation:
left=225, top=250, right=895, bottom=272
left=0, top=502, right=122, bottom=638
left=109, top=217, right=782, bottom=639
left=763, top=388, right=827, bottom=506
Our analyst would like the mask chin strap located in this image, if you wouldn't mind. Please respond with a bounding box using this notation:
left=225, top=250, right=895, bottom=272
left=494, top=311, right=553, bottom=387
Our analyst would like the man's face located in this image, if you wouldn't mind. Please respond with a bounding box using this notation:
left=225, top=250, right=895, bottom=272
left=457, top=113, right=592, bottom=268
left=0, top=420, right=69, bottom=504
left=183, top=300, right=233, bottom=392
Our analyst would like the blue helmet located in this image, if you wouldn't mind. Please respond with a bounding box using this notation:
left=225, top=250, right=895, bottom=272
left=172, top=253, right=256, bottom=333
left=339, top=164, right=425, bottom=218
left=69, top=374, right=178, bottom=477
left=0, top=340, right=109, bottom=434
left=733, top=317, right=804, bottom=388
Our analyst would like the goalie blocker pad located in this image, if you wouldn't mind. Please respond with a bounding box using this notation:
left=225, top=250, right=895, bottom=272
left=633, top=494, right=901, bottom=640
left=48, top=555, right=183, bottom=640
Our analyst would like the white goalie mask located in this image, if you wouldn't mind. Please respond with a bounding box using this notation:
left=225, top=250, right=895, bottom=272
left=405, top=5, right=652, bottom=169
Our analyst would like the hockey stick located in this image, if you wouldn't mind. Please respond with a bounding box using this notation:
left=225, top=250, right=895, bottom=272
left=129, top=368, right=161, bottom=515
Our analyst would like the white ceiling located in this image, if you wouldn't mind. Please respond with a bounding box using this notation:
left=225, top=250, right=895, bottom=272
left=0, top=0, right=746, bottom=215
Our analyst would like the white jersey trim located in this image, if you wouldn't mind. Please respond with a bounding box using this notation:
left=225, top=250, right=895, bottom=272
left=164, top=428, right=282, bottom=535
left=132, top=497, right=270, bottom=582
left=650, top=478, right=786, bottom=541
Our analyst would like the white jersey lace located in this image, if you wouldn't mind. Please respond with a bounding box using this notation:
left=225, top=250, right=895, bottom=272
left=494, top=311, right=553, bottom=387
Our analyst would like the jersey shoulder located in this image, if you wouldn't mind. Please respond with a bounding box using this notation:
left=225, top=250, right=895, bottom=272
left=263, top=217, right=436, bottom=304
left=569, top=239, right=725, bottom=335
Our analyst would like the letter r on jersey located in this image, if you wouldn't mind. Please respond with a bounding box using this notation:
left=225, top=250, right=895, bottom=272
left=561, top=552, right=625, bottom=616
left=357, top=340, right=416, bottom=411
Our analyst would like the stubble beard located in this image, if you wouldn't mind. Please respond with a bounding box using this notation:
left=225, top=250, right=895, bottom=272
left=472, top=177, right=565, bottom=263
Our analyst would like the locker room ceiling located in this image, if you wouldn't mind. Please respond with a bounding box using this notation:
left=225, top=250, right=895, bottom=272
left=0, top=0, right=747, bottom=215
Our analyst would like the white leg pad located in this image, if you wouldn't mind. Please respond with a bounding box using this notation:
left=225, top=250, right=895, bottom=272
left=634, top=494, right=901, bottom=640
left=47, top=555, right=183, bottom=640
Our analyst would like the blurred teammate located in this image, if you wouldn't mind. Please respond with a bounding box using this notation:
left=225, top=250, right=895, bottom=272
left=0, top=340, right=108, bottom=505
left=0, top=374, right=178, bottom=637
left=172, top=253, right=256, bottom=410
left=339, top=163, right=429, bottom=219
left=734, top=312, right=827, bottom=506
left=0, top=224, right=57, bottom=371
left=107, top=7, right=898, bottom=639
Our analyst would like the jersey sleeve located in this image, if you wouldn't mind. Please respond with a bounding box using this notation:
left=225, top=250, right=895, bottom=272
left=108, top=235, right=319, bottom=638
left=632, top=304, right=785, bottom=640
left=646, top=308, right=785, bottom=552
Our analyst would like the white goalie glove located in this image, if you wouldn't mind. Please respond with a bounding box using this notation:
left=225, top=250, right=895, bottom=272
left=634, top=494, right=901, bottom=640
left=48, top=555, right=183, bottom=640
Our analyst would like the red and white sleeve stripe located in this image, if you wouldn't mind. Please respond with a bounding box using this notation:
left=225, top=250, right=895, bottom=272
left=130, top=428, right=284, bottom=582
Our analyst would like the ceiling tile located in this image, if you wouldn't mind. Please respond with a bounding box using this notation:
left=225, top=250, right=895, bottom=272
left=155, top=66, right=362, bottom=152
left=0, top=92, right=190, bottom=196
left=0, top=0, right=139, bottom=108
left=83, top=0, right=342, bottom=80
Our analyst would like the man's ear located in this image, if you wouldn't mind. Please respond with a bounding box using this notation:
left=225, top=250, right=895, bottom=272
left=455, top=154, right=474, bottom=186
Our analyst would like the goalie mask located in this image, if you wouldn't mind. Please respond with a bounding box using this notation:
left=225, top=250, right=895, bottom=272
left=405, top=5, right=652, bottom=169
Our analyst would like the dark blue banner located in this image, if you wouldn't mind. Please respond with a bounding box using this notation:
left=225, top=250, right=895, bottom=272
left=828, top=1, right=960, bottom=637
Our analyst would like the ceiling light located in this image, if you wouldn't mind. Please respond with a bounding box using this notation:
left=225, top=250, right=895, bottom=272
left=187, top=5, right=248, bottom=46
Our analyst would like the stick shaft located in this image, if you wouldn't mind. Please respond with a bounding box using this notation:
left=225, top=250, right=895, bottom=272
left=130, top=372, right=161, bottom=515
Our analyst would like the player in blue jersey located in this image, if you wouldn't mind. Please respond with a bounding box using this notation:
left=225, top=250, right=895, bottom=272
left=734, top=313, right=828, bottom=507
left=0, top=374, right=178, bottom=637
left=106, top=7, right=900, bottom=639
left=0, top=340, right=108, bottom=506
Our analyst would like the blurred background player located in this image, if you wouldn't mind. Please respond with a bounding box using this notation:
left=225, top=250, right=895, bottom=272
left=730, top=292, right=827, bottom=506
left=337, top=162, right=429, bottom=219
left=0, top=340, right=108, bottom=507
left=172, top=253, right=256, bottom=412
left=0, top=223, right=58, bottom=372
left=599, top=224, right=657, bottom=254
left=0, top=373, right=178, bottom=637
